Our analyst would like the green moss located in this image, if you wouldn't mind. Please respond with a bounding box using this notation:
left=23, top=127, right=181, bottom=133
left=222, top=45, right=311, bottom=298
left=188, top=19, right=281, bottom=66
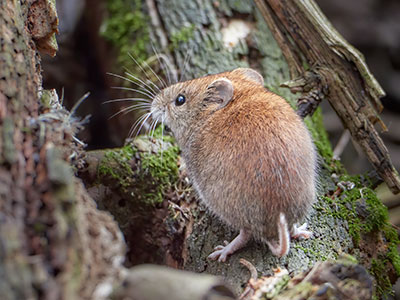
left=100, top=0, right=149, bottom=67
left=384, top=225, right=400, bottom=275
left=336, top=253, right=359, bottom=265
left=322, top=180, right=387, bottom=245
left=276, top=281, right=314, bottom=299
left=294, top=244, right=328, bottom=262
left=170, top=25, right=195, bottom=50
left=266, top=274, right=290, bottom=298
left=40, top=89, right=53, bottom=108
left=370, top=258, right=394, bottom=298
left=138, top=131, right=179, bottom=205
left=308, top=108, right=332, bottom=158
left=98, top=127, right=179, bottom=207
left=98, top=145, right=136, bottom=188
left=304, top=108, right=339, bottom=170
left=304, top=108, right=345, bottom=175
left=321, top=173, right=400, bottom=297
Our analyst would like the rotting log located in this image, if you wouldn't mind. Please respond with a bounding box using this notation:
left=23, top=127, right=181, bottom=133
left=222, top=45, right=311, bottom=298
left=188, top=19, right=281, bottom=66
left=254, top=0, right=400, bottom=194
left=1, top=0, right=398, bottom=299
left=93, top=0, right=400, bottom=298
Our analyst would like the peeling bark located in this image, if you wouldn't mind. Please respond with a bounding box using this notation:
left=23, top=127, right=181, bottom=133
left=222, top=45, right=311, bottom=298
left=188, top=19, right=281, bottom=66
left=87, top=0, right=398, bottom=298
left=254, top=0, right=400, bottom=194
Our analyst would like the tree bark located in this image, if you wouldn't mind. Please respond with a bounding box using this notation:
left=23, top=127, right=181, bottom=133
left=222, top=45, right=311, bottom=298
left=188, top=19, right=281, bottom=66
left=0, top=1, right=125, bottom=299
left=89, top=0, right=399, bottom=298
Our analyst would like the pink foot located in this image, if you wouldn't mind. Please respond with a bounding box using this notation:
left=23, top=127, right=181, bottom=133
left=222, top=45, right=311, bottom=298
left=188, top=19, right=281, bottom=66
left=208, top=229, right=250, bottom=262
left=291, top=223, right=312, bottom=240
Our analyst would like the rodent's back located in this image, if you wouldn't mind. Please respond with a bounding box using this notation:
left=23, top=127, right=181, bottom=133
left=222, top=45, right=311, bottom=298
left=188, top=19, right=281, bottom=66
left=186, top=78, right=317, bottom=240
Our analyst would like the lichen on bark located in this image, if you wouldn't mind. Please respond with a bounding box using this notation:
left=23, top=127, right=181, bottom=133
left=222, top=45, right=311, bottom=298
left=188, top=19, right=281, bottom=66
left=100, top=0, right=150, bottom=67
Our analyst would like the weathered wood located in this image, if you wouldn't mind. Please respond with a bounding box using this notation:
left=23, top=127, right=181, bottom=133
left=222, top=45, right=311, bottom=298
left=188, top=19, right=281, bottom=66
left=254, top=0, right=400, bottom=194
left=91, top=0, right=399, bottom=298
left=1, top=0, right=396, bottom=299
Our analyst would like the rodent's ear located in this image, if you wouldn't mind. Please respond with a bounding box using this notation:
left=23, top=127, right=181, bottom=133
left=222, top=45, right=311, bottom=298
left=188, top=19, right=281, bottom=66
left=205, top=78, right=234, bottom=109
left=233, top=68, right=264, bottom=86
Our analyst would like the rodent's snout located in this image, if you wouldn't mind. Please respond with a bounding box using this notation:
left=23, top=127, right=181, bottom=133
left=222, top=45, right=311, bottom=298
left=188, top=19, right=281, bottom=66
left=150, top=98, right=166, bottom=123
left=150, top=105, right=164, bottom=122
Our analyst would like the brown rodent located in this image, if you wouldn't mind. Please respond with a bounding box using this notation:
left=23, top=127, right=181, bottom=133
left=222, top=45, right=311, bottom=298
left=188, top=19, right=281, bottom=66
left=151, top=68, right=317, bottom=262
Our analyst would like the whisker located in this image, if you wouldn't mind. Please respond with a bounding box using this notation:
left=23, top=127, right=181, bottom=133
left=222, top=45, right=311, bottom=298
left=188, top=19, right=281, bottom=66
left=151, top=41, right=178, bottom=84
left=69, top=92, right=90, bottom=119
left=124, top=69, right=160, bottom=94
left=161, top=116, right=165, bottom=158
left=152, top=42, right=178, bottom=85
left=120, top=105, right=150, bottom=118
left=125, top=104, right=152, bottom=112
left=152, top=47, right=172, bottom=86
left=134, top=113, right=153, bottom=138
left=60, top=87, right=65, bottom=106
left=107, top=72, right=156, bottom=98
left=108, top=103, right=151, bottom=120
left=149, top=119, right=159, bottom=154
left=140, top=55, right=168, bottom=89
left=110, top=86, right=154, bottom=99
left=146, top=119, right=155, bottom=140
left=128, top=112, right=150, bottom=138
left=102, top=97, right=151, bottom=105
left=128, top=52, right=167, bottom=89
left=160, top=54, right=175, bottom=85
left=127, top=118, right=145, bottom=140
left=150, top=118, right=159, bottom=140
left=179, top=44, right=194, bottom=82
left=148, top=119, right=159, bottom=154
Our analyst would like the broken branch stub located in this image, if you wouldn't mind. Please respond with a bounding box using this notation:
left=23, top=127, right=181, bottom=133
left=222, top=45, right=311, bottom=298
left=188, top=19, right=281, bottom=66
left=255, top=0, right=400, bottom=193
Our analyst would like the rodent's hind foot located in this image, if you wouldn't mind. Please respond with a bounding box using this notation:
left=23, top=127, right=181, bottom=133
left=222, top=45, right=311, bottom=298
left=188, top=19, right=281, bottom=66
left=291, top=223, right=312, bottom=240
left=208, top=245, right=230, bottom=262
left=208, top=229, right=251, bottom=263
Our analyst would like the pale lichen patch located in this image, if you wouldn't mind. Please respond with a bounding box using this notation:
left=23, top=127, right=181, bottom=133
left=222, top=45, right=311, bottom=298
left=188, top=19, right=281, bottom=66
left=221, top=19, right=253, bottom=49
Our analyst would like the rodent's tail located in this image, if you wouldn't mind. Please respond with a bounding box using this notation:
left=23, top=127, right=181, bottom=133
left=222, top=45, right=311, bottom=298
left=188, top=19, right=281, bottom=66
left=266, top=213, right=290, bottom=257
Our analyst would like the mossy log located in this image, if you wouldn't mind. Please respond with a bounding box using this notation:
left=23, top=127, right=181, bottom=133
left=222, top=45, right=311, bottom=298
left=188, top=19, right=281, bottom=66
left=0, top=0, right=399, bottom=299
left=94, top=0, right=400, bottom=298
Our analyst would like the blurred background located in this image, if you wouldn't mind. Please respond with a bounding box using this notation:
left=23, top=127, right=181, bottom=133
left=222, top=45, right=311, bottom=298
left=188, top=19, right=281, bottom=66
left=42, top=0, right=400, bottom=226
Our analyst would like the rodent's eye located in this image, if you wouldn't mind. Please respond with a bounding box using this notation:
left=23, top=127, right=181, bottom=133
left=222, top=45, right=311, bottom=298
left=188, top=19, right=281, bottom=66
left=175, top=94, right=186, bottom=106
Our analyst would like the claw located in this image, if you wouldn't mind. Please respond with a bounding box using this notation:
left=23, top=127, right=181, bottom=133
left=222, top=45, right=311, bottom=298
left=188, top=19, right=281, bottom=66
left=213, top=245, right=225, bottom=251
left=207, top=229, right=251, bottom=263
left=208, top=248, right=228, bottom=262
left=292, top=223, right=313, bottom=240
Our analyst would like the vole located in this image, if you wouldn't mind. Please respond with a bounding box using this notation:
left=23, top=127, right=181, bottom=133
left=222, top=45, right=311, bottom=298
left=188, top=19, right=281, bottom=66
left=151, top=68, right=317, bottom=262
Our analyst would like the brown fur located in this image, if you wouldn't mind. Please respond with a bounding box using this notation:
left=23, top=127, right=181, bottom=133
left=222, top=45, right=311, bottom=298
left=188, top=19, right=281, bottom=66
left=151, top=68, right=317, bottom=242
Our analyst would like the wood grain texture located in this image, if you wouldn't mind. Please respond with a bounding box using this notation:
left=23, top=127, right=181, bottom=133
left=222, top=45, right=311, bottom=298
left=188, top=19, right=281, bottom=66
left=149, top=0, right=353, bottom=292
left=255, top=0, right=400, bottom=194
